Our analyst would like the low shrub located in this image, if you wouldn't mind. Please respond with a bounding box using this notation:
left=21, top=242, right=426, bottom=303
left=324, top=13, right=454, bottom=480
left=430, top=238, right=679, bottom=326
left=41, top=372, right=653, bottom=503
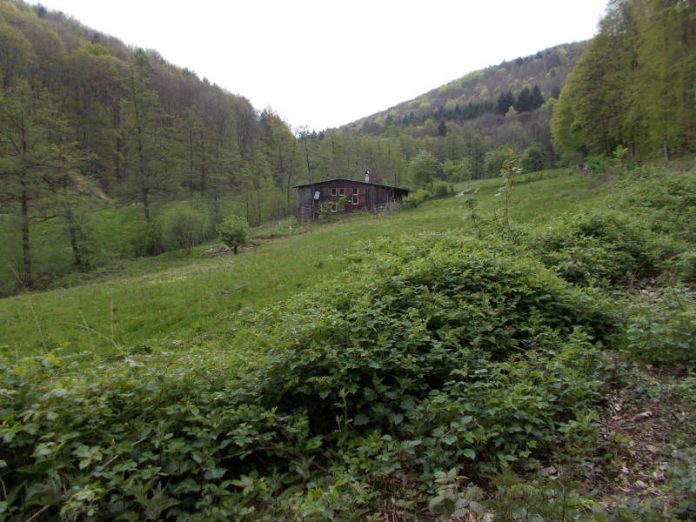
left=431, top=180, right=453, bottom=198
left=615, top=170, right=696, bottom=244
left=0, top=233, right=616, bottom=519
left=130, top=221, right=163, bottom=257
left=162, top=206, right=208, bottom=253
left=615, top=288, right=696, bottom=366
left=402, top=188, right=432, bottom=209
left=218, top=215, right=249, bottom=254
left=674, top=248, right=696, bottom=283
left=531, top=211, right=660, bottom=287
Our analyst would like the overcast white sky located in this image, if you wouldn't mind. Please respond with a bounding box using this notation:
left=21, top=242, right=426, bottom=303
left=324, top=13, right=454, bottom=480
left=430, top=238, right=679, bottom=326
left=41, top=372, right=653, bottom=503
left=36, top=0, right=608, bottom=131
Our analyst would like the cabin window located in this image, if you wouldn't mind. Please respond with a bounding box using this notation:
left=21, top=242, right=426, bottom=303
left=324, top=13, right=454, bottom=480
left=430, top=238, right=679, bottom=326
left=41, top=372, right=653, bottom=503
left=331, top=203, right=338, bottom=212
left=339, top=188, right=345, bottom=196
left=330, top=188, right=337, bottom=196
left=353, top=188, right=359, bottom=195
left=351, top=196, right=359, bottom=205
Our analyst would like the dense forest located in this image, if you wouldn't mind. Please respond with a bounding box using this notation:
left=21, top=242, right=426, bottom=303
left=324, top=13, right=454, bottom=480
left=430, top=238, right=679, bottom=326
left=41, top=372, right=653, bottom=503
left=0, top=0, right=694, bottom=294
left=552, top=0, right=695, bottom=162
left=344, top=42, right=585, bottom=133
left=0, top=0, right=300, bottom=287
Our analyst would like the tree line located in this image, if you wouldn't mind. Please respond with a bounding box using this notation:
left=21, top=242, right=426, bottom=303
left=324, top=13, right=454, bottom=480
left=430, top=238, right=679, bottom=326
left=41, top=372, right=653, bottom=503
left=1, top=0, right=693, bottom=293
left=0, top=0, right=560, bottom=292
left=552, top=0, right=695, bottom=161
left=0, top=1, right=300, bottom=287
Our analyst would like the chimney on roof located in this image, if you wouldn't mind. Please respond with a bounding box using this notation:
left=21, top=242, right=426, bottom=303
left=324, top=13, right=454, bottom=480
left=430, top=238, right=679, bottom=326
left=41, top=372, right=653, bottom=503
left=364, top=170, right=370, bottom=183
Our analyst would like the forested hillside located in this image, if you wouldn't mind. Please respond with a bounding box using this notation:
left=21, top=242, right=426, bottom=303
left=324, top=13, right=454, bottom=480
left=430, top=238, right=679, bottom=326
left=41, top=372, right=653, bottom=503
left=1, top=0, right=693, bottom=296
left=345, top=42, right=585, bottom=136
left=0, top=0, right=299, bottom=288
left=295, top=44, right=588, bottom=195
left=0, top=0, right=582, bottom=295
left=552, top=0, right=695, bottom=161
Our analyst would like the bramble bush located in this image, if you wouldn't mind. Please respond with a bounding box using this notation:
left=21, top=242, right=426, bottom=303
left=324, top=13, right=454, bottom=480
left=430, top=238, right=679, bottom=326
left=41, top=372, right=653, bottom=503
left=531, top=211, right=660, bottom=288
left=615, top=289, right=696, bottom=366
left=130, top=221, right=163, bottom=257
left=2, top=162, right=695, bottom=519
left=162, top=206, right=208, bottom=253
left=615, top=170, right=696, bottom=244
left=401, top=188, right=432, bottom=209
left=0, top=233, right=618, bottom=520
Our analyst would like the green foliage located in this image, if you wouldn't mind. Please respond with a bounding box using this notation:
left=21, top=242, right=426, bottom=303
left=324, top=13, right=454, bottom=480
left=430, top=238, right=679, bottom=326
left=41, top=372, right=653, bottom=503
left=615, top=169, right=696, bottom=244
left=486, top=471, right=597, bottom=520
left=497, top=155, right=523, bottom=230
left=218, top=215, right=249, bottom=253
left=428, top=468, right=484, bottom=519
left=552, top=0, right=696, bottom=161
left=408, top=149, right=440, bottom=187
left=521, top=144, right=547, bottom=173
left=401, top=188, right=433, bottom=209
left=162, top=206, right=208, bottom=253
left=431, top=180, right=453, bottom=198
left=131, top=221, right=163, bottom=257
left=674, top=249, right=696, bottom=284
left=663, top=447, right=696, bottom=518
left=0, top=232, right=616, bottom=519
left=586, top=155, right=610, bottom=174
left=616, top=289, right=696, bottom=365
left=442, top=158, right=472, bottom=182
left=532, top=212, right=660, bottom=287
left=1, top=163, right=695, bottom=518
left=484, top=147, right=515, bottom=178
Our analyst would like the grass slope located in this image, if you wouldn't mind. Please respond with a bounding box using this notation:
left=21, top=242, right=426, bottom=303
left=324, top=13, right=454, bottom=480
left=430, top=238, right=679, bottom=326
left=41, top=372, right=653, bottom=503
left=1, top=165, right=694, bottom=520
left=0, top=169, right=609, bottom=358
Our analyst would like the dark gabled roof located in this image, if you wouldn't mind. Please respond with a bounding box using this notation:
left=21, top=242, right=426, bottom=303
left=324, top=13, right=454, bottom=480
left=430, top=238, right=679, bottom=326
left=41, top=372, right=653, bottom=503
left=292, top=177, right=410, bottom=193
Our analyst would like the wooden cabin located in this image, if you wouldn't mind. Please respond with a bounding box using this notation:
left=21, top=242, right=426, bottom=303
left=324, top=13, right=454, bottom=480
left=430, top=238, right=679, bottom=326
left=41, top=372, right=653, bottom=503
left=294, top=176, right=410, bottom=221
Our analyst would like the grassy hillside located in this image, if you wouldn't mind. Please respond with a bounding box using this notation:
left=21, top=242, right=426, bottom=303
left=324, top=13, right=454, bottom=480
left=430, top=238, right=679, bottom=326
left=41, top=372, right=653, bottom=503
left=1, top=164, right=694, bottom=520
left=1, top=169, right=609, bottom=359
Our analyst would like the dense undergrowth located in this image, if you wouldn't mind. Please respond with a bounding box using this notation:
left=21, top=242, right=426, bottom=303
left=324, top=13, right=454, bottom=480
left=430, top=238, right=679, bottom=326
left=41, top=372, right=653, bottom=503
left=1, top=166, right=695, bottom=520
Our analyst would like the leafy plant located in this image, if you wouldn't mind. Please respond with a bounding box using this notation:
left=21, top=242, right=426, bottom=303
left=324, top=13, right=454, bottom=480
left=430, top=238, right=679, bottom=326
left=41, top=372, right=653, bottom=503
left=428, top=468, right=484, bottom=519
left=615, top=288, right=696, bottom=365
left=162, top=206, right=207, bottom=253
left=497, top=155, right=523, bottom=230
left=131, top=221, right=163, bottom=257
left=218, top=214, right=249, bottom=254
left=531, top=211, right=660, bottom=287
left=402, top=188, right=432, bottom=209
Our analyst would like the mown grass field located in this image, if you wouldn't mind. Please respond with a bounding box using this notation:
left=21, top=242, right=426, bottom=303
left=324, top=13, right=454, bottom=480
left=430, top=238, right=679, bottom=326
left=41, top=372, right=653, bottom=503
left=0, top=169, right=612, bottom=358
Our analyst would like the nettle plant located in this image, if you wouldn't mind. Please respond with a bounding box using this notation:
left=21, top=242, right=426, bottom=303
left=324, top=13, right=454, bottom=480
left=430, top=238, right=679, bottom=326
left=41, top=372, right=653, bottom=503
left=0, top=232, right=618, bottom=519
left=497, top=155, right=523, bottom=230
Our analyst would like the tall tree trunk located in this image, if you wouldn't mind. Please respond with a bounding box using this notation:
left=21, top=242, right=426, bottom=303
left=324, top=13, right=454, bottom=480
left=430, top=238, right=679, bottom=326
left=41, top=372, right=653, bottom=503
left=20, top=175, right=32, bottom=288
left=662, top=138, right=670, bottom=161
left=141, top=186, right=151, bottom=222
left=188, top=127, right=195, bottom=198
left=303, top=138, right=312, bottom=184
left=65, top=206, right=83, bottom=269
left=256, top=189, right=261, bottom=225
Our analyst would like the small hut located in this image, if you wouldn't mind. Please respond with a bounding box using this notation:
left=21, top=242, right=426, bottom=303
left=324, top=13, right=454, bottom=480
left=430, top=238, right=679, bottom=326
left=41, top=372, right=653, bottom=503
left=294, top=173, right=410, bottom=221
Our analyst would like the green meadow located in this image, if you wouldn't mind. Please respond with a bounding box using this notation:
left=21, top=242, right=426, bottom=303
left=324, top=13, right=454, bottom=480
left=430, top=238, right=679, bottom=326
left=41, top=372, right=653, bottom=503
left=0, top=169, right=609, bottom=358
left=2, top=165, right=695, bottom=520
